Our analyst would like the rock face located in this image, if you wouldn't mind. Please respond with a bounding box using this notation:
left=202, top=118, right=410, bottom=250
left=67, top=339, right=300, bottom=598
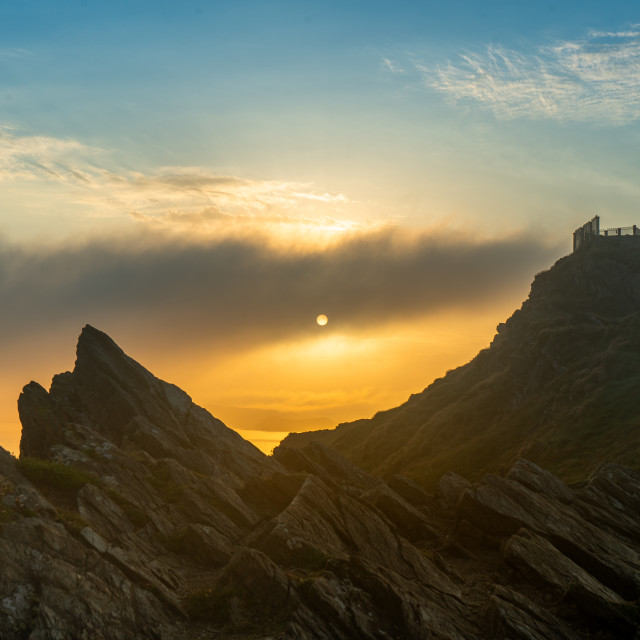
left=1, top=325, right=638, bottom=639
left=280, top=237, right=640, bottom=487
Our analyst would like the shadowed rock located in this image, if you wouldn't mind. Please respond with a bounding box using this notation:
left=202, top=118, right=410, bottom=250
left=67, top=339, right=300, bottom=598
left=2, top=327, right=639, bottom=639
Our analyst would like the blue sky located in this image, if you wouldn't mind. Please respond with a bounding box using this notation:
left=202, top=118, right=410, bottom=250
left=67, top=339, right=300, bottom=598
left=2, top=0, right=640, bottom=239
left=1, top=0, right=640, bottom=452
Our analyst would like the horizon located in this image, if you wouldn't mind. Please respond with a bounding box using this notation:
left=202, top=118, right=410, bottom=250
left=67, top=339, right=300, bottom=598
left=2, top=1, right=640, bottom=454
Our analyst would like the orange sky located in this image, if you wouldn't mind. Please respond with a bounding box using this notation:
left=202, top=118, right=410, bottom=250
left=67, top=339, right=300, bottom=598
left=0, top=295, right=531, bottom=456
left=7, top=2, right=636, bottom=456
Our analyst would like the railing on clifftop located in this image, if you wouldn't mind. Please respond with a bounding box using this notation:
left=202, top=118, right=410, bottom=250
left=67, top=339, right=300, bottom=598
left=573, top=216, right=640, bottom=252
left=602, top=226, right=640, bottom=237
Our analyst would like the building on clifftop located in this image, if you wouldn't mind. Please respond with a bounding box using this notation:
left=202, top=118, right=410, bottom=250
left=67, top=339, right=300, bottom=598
left=573, top=215, right=640, bottom=252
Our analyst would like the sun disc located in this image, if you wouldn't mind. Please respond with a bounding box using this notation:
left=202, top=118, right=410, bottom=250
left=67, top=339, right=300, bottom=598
left=316, top=314, right=328, bottom=326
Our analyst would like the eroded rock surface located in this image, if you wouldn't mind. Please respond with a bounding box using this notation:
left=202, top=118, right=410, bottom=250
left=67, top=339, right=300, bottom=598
left=1, top=326, right=638, bottom=639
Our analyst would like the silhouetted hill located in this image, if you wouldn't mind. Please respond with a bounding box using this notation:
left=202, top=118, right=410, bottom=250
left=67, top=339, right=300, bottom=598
left=3, top=324, right=640, bottom=638
left=280, top=236, right=640, bottom=488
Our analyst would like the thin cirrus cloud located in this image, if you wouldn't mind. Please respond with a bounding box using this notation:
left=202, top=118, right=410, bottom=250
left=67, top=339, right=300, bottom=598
left=415, top=28, right=640, bottom=124
left=0, top=126, right=350, bottom=228
left=0, top=125, right=92, bottom=181
left=382, top=57, right=406, bottom=74
left=0, top=228, right=562, bottom=356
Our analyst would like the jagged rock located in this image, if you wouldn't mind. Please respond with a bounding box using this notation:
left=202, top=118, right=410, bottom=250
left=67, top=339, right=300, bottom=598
left=259, top=474, right=461, bottom=606
left=435, top=471, right=471, bottom=511
left=259, top=474, right=353, bottom=566
left=212, top=547, right=296, bottom=629
left=507, top=458, right=574, bottom=504
left=77, top=484, right=136, bottom=539
left=574, top=463, right=640, bottom=543
left=562, top=582, right=639, bottom=639
left=387, top=474, right=432, bottom=507
left=362, top=483, right=440, bottom=542
left=0, top=519, right=172, bottom=639
left=80, top=526, right=109, bottom=553
left=458, top=473, right=640, bottom=599
left=301, top=555, right=473, bottom=640
left=490, top=586, right=582, bottom=640
left=3, top=326, right=640, bottom=639
left=273, top=441, right=382, bottom=492
left=182, top=523, right=234, bottom=566
left=503, top=528, right=624, bottom=606
left=238, top=470, right=305, bottom=517
left=18, top=381, right=65, bottom=459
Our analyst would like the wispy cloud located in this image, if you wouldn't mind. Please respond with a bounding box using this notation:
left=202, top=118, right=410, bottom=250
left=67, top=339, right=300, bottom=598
left=129, top=206, right=362, bottom=240
left=0, top=125, right=92, bottom=181
left=382, top=57, right=406, bottom=74
left=0, top=127, right=353, bottom=236
left=420, top=28, right=640, bottom=124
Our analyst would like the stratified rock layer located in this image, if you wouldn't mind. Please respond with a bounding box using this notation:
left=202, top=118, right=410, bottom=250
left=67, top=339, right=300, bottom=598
left=0, top=326, right=638, bottom=638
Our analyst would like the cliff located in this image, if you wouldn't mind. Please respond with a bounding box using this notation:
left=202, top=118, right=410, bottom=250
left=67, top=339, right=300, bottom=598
left=0, top=324, right=638, bottom=638
left=280, top=236, right=640, bottom=488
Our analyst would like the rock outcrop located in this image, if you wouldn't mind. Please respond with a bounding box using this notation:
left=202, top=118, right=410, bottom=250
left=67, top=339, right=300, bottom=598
left=280, top=237, right=640, bottom=488
left=1, top=326, right=638, bottom=638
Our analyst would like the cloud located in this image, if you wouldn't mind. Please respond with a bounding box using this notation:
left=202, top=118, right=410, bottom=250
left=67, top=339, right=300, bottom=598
left=0, top=127, right=351, bottom=230
left=128, top=205, right=363, bottom=244
left=0, top=126, right=92, bottom=181
left=420, top=28, right=640, bottom=124
left=0, top=229, right=562, bottom=357
left=382, top=57, right=406, bottom=74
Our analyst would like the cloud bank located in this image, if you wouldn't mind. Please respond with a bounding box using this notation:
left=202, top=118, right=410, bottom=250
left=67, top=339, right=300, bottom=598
left=419, top=28, right=640, bottom=124
left=0, top=229, right=562, bottom=356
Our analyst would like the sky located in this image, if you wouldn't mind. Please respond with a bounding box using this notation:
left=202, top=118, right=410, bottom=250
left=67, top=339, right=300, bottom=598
left=1, top=0, right=640, bottom=454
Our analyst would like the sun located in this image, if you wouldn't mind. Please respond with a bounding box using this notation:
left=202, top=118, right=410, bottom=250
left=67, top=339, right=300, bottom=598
left=316, top=314, right=328, bottom=326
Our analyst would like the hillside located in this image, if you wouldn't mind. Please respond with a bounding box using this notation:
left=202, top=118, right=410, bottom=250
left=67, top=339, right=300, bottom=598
left=2, top=325, right=639, bottom=638
left=280, top=236, right=640, bottom=488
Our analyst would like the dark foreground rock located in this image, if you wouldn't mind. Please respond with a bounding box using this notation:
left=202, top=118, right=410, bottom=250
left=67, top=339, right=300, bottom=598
left=1, top=326, right=638, bottom=639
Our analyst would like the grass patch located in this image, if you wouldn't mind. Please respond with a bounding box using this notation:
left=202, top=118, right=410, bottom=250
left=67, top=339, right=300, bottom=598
left=17, top=457, right=98, bottom=493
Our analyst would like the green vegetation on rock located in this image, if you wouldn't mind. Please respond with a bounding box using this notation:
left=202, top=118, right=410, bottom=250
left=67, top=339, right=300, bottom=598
left=17, top=457, right=98, bottom=493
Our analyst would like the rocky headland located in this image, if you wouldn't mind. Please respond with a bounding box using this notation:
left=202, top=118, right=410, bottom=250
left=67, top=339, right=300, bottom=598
left=282, top=236, right=640, bottom=488
left=0, top=324, right=638, bottom=638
